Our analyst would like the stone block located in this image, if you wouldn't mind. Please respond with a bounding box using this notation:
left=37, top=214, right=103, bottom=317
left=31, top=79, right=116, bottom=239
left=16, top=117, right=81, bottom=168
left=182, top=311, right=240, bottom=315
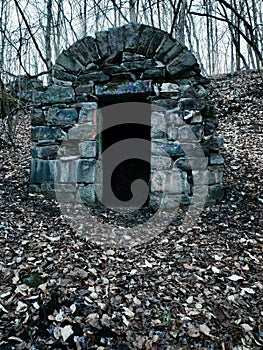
left=160, top=83, right=180, bottom=93
left=179, top=142, right=204, bottom=158
left=37, top=140, right=58, bottom=146
left=174, top=157, right=208, bottom=171
left=162, top=194, right=182, bottom=209
left=208, top=184, right=224, bottom=202
left=122, top=52, right=145, bottom=62
left=112, top=72, right=137, bottom=82
left=75, top=95, right=91, bottom=102
left=55, top=183, right=77, bottom=202
left=191, top=170, right=209, bottom=186
left=160, top=43, right=184, bottom=64
left=36, top=85, right=75, bottom=104
left=178, top=125, right=203, bottom=142
left=121, top=59, right=157, bottom=71
left=30, top=145, right=59, bottom=159
left=68, top=123, right=96, bottom=140
left=31, top=108, right=45, bottom=126
left=178, top=125, right=193, bottom=141
left=178, top=97, right=200, bottom=110
left=204, top=121, right=217, bottom=136
left=179, top=84, right=196, bottom=98
left=201, top=136, right=223, bottom=154
left=53, top=79, right=73, bottom=87
left=166, top=110, right=185, bottom=126
left=47, top=108, right=78, bottom=127
left=208, top=166, right=223, bottom=185
left=76, top=184, right=96, bottom=204
left=79, top=141, right=96, bottom=158
left=136, top=25, right=156, bottom=56
left=140, top=67, right=166, bottom=82
left=151, top=156, right=172, bottom=170
left=151, top=130, right=167, bottom=139
left=167, top=49, right=198, bottom=77
left=95, top=31, right=110, bottom=57
left=151, top=170, right=189, bottom=194
left=190, top=111, right=203, bottom=124
left=181, top=171, right=190, bottom=194
left=40, top=182, right=56, bottom=199
left=77, top=71, right=109, bottom=83
left=57, top=141, right=79, bottom=157
left=75, top=83, right=94, bottom=95
left=53, top=66, right=77, bottom=82
left=78, top=102, right=97, bottom=124
left=155, top=34, right=183, bottom=63
left=123, top=23, right=142, bottom=52
left=56, top=160, right=78, bottom=183
left=151, top=111, right=166, bottom=132
left=151, top=140, right=168, bottom=157
left=149, top=193, right=162, bottom=210
left=209, top=153, right=224, bottom=165
left=102, top=64, right=128, bottom=75
left=201, top=104, right=217, bottom=122
left=29, top=184, right=41, bottom=194
left=150, top=99, right=179, bottom=111
left=193, top=185, right=208, bottom=197
left=30, top=159, right=56, bottom=183
left=68, top=37, right=100, bottom=66
left=192, top=191, right=215, bottom=207
left=55, top=50, right=84, bottom=74
left=82, top=63, right=99, bottom=73
left=167, top=126, right=178, bottom=141
left=95, top=80, right=153, bottom=95
left=77, top=159, right=96, bottom=183
left=31, top=126, right=67, bottom=141
left=146, top=30, right=166, bottom=58
left=166, top=142, right=184, bottom=158
left=180, top=194, right=191, bottom=206
left=108, top=26, right=125, bottom=52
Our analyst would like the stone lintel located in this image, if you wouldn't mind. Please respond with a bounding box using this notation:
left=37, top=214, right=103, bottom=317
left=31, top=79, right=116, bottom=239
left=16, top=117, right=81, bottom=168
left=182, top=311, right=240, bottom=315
left=95, top=80, right=153, bottom=96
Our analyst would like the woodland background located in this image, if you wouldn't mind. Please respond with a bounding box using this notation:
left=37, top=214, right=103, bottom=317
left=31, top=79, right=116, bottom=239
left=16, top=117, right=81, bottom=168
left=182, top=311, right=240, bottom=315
left=0, top=0, right=262, bottom=85
left=0, top=1, right=262, bottom=349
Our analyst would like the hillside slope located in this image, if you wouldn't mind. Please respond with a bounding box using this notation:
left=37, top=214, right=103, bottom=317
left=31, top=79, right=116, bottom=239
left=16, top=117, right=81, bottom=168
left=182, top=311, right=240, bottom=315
left=0, top=70, right=262, bottom=349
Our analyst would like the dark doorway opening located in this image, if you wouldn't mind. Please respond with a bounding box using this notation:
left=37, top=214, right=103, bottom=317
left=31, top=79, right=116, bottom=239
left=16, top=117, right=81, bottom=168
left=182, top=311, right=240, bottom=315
left=100, top=97, right=151, bottom=207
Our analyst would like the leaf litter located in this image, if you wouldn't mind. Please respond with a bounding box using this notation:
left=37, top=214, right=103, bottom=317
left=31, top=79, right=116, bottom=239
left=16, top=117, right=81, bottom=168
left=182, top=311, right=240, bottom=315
left=0, top=70, right=262, bottom=349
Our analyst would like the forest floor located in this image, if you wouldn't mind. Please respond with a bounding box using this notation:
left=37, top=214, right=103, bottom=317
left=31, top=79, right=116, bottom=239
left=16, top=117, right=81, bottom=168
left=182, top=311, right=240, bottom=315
left=0, top=70, right=262, bottom=350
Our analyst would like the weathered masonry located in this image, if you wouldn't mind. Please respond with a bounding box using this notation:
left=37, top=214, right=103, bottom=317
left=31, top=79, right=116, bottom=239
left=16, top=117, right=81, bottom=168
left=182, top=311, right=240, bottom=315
left=29, top=24, right=224, bottom=208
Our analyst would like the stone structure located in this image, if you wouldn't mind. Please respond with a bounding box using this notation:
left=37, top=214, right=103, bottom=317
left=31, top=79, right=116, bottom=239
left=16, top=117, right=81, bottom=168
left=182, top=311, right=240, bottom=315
left=29, top=24, right=224, bottom=208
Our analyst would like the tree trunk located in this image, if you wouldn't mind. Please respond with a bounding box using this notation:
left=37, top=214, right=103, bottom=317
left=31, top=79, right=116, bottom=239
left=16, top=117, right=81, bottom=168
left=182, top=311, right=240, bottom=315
left=178, top=0, right=187, bottom=45
left=45, top=0, right=52, bottom=85
left=129, top=0, right=137, bottom=23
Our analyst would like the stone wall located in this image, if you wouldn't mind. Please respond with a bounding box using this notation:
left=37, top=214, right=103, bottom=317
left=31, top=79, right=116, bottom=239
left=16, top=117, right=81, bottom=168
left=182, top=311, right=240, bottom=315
left=29, top=24, right=224, bottom=208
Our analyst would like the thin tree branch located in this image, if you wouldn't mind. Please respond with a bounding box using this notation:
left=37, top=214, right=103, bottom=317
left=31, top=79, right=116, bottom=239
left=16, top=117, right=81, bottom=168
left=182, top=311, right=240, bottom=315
left=189, top=10, right=263, bottom=64
left=13, top=0, right=48, bottom=68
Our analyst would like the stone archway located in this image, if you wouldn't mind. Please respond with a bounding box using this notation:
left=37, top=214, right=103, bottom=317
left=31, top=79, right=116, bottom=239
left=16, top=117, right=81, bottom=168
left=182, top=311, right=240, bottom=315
left=30, top=24, right=224, bottom=208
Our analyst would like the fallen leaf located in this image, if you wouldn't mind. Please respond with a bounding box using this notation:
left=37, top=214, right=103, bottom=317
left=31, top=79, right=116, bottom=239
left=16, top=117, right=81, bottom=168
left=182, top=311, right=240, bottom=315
left=61, top=325, right=74, bottom=342
left=16, top=301, right=28, bottom=313
left=241, top=323, right=253, bottom=332
left=122, top=315, right=129, bottom=326
left=227, top=275, right=244, bottom=281
left=188, top=328, right=200, bottom=337
left=200, top=324, right=211, bottom=335
left=0, top=304, right=8, bottom=313
left=211, top=266, right=221, bottom=274
left=123, top=307, right=135, bottom=318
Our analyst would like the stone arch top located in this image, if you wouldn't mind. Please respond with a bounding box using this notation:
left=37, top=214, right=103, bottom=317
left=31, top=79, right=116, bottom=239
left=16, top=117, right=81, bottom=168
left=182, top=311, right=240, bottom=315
left=53, top=24, right=200, bottom=83
left=30, top=24, right=225, bottom=211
